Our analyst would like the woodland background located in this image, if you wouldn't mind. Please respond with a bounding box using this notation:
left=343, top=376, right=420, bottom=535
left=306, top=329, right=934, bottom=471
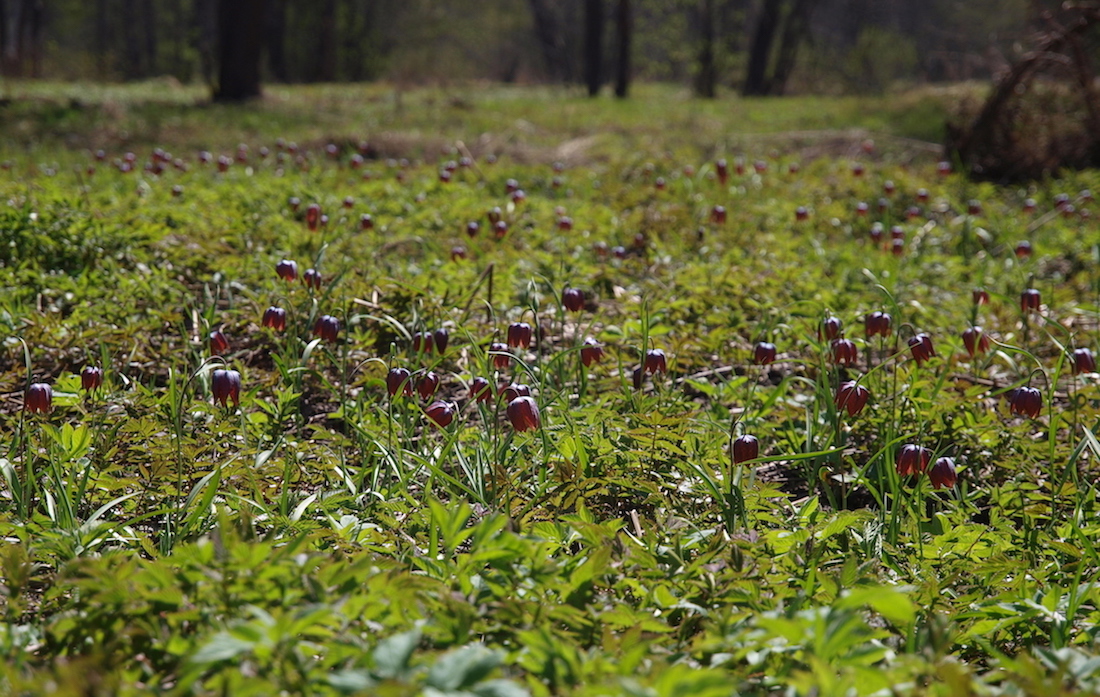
left=0, top=0, right=1061, bottom=100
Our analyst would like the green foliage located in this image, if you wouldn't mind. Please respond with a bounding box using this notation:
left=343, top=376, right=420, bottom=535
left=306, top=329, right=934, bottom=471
left=2, top=84, right=1100, bottom=695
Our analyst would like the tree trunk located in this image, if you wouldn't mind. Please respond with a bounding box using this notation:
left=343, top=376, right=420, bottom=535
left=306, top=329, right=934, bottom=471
left=213, top=0, right=266, bottom=101
left=527, top=0, right=565, bottom=81
left=143, top=0, right=157, bottom=76
left=613, top=0, right=630, bottom=98
left=194, top=0, right=217, bottom=87
left=768, top=0, right=818, bottom=95
left=2, top=0, right=21, bottom=76
left=266, top=0, right=287, bottom=82
left=121, top=0, right=142, bottom=78
left=94, top=0, right=110, bottom=77
left=584, top=0, right=603, bottom=96
left=743, top=0, right=781, bottom=96
left=694, top=0, right=716, bottom=98
left=317, top=0, right=337, bottom=81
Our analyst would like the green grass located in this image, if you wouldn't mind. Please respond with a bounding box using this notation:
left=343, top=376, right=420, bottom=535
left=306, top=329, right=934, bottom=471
left=2, top=81, right=1099, bottom=696
left=0, top=80, right=958, bottom=160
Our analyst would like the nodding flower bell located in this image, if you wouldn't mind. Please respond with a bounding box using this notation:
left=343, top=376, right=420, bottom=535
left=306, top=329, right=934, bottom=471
left=864, top=311, right=891, bottom=338
left=830, top=339, right=858, bottom=366
left=507, top=322, right=532, bottom=349
left=506, top=396, right=541, bottom=432
left=489, top=342, right=511, bottom=369
left=929, top=456, right=958, bottom=489
left=469, top=377, right=493, bottom=403
left=835, top=380, right=870, bottom=416
left=417, top=371, right=440, bottom=400
left=386, top=367, right=413, bottom=397
left=972, top=289, right=990, bottom=306
left=303, top=268, right=323, bottom=290
left=411, top=331, right=435, bottom=354
left=1073, top=347, right=1097, bottom=375
left=562, top=287, right=585, bottom=312
left=644, top=348, right=667, bottom=375
left=305, top=203, right=321, bottom=231
left=581, top=337, right=605, bottom=367
left=209, top=330, right=230, bottom=356
left=732, top=434, right=759, bottom=464
left=262, top=306, right=287, bottom=332
left=895, top=445, right=931, bottom=476
left=1020, top=288, right=1041, bottom=312
left=424, top=400, right=455, bottom=428
left=1008, top=386, right=1042, bottom=418
left=276, top=259, right=298, bottom=282
left=211, top=369, right=241, bottom=407
left=433, top=328, right=450, bottom=354
left=961, top=326, right=990, bottom=357
left=753, top=342, right=777, bottom=366
left=25, top=383, right=53, bottom=414
left=908, top=333, right=936, bottom=366
left=821, top=316, right=843, bottom=341
left=313, top=315, right=340, bottom=343
left=81, top=366, right=104, bottom=392
left=502, top=383, right=531, bottom=402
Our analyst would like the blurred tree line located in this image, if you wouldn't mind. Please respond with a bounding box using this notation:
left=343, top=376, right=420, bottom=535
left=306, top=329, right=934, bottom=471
left=0, top=0, right=1055, bottom=98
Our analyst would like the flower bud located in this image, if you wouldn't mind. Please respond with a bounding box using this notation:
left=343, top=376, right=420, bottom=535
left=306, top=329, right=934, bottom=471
left=644, top=348, right=667, bottom=375
left=25, top=383, right=53, bottom=414
left=469, top=377, right=493, bottom=403
left=506, top=396, right=541, bottom=432
left=433, top=328, right=450, bottom=354
left=929, top=457, right=957, bottom=489
left=732, top=434, right=759, bottom=464
left=276, top=259, right=298, bottom=282
left=306, top=203, right=321, bottom=231
left=753, top=342, right=777, bottom=366
left=386, top=367, right=413, bottom=397
left=562, top=288, right=585, bottom=312
left=1020, top=288, right=1041, bottom=312
left=411, top=331, right=435, bottom=354
left=209, top=330, right=230, bottom=356
left=81, top=366, right=104, bottom=392
left=424, top=400, right=455, bottom=428
left=821, top=316, right=842, bottom=341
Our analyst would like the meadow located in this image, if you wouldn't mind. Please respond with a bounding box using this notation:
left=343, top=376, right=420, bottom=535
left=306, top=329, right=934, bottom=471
left=3, top=81, right=1100, bottom=696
